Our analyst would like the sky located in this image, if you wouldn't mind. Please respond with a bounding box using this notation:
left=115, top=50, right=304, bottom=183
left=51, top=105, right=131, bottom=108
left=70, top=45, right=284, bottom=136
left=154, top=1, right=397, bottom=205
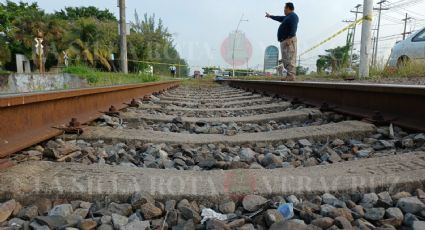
left=7, top=0, right=425, bottom=72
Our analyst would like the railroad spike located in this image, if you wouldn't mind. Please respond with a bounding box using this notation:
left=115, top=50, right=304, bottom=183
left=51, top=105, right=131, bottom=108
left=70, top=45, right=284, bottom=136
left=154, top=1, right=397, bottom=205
left=142, top=95, right=151, bottom=101
left=125, top=99, right=139, bottom=108
left=291, top=97, right=302, bottom=105
left=102, top=105, right=120, bottom=117
left=320, top=102, right=336, bottom=112
left=53, top=118, right=84, bottom=135
left=364, top=111, right=395, bottom=126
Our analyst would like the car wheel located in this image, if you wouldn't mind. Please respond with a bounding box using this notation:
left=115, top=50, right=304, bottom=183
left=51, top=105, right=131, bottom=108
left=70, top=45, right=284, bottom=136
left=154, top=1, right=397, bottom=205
left=397, top=56, right=409, bottom=68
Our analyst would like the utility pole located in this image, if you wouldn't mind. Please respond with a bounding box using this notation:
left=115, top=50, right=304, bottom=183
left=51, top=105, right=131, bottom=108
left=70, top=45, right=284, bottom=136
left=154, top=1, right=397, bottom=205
left=373, top=0, right=389, bottom=66
left=359, top=0, right=373, bottom=78
left=118, top=0, right=128, bottom=74
left=402, top=13, right=412, bottom=40
left=343, top=20, right=355, bottom=45
left=371, top=28, right=378, bottom=66
left=349, top=4, right=362, bottom=67
left=371, top=36, right=376, bottom=65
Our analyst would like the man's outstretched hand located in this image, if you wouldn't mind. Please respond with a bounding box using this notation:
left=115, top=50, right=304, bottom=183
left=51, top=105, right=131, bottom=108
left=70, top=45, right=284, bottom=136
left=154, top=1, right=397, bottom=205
left=265, top=12, right=271, bottom=18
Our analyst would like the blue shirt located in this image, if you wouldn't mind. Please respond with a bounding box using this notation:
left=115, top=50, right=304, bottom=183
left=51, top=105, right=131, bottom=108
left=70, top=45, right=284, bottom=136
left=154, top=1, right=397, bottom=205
left=270, top=12, right=299, bottom=42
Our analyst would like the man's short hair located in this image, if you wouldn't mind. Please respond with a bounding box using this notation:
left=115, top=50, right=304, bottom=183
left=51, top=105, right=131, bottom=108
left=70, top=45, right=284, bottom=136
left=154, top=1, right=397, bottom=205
left=285, top=2, right=295, bottom=11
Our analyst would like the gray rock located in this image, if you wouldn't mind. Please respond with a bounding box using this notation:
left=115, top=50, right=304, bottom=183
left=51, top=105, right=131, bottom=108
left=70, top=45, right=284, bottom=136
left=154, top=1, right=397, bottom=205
left=261, top=153, right=282, bottom=167
left=335, top=216, right=352, bottom=229
left=380, top=140, right=395, bottom=148
left=29, top=221, right=51, bottom=230
left=128, top=212, right=142, bottom=222
left=48, top=204, right=73, bottom=217
left=378, top=191, right=393, bottom=208
left=304, top=157, right=318, bottom=167
left=361, top=193, right=379, bottom=207
left=239, top=148, right=256, bottom=162
left=165, top=200, right=176, bottom=212
left=414, top=133, right=425, bottom=146
left=198, top=159, right=217, bottom=169
left=332, top=139, right=345, bottom=146
left=205, top=219, right=230, bottom=230
left=101, top=215, right=112, bottom=224
left=397, top=197, right=425, bottom=214
left=298, top=139, right=312, bottom=147
left=404, top=213, right=419, bottom=227
left=239, top=223, right=255, bottom=230
left=179, top=206, right=201, bottom=224
left=326, top=148, right=342, bottom=163
left=364, top=208, right=385, bottom=221
left=264, top=209, right=284, bottom=226
left=385, top=207, right=404, bottom=226
left=322, top=193, right=339, bottom=206
left=275, top=145, right=291, bottom=157
left=131, top=192, right=155, bottom=208
left=124, top=220, right=150, bottom=230
left=72, top=208, right=89, bottom=219
left=351, top=205, right=365, bottom=219
left=34, top=215, right=67, bottom=229
left=286, top=195, right=300, bottom=205
left=320, top=204, right=335, bottom=217
left=79, top=201, right=92, bottom=209
left=311, top=217, right=334, bottom=229
left=34, top=198, right=52, bottom=215
left=17, top=205, right=38, bottom=220
left=402, top=138, right=415, bottom=148
left=8, top=218, right=27, bottom=229
left=108, top=202, right=132, bottom=216
left=112, top=213, right=128, bottom=229
left=242, top=195, right=268, bottom=212
left=98, top=224, right=114, bottom=230
left=412, top=221, right=425, bottom=230
left=172, top=219, right=195, bottom=230
left=269, top=220, right=308, bottom=230
left=285, top=140, right=296, bottom=148
left=219, top=201, right=236, bottom=214
left=356, top=149, right=372, bottom=158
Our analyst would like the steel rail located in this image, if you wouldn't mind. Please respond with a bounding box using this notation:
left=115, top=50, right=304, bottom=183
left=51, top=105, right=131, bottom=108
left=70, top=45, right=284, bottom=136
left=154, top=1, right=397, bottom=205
left=219, top=80, right=425, bottom=131
left=0, top=81, right=180, bottom=158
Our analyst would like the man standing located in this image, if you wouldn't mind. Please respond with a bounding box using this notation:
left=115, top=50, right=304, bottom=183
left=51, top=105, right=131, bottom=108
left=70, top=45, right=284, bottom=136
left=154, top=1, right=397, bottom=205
left=266, top=2, right=299, bottom=81
left=169, top=65, right=177, bottom=77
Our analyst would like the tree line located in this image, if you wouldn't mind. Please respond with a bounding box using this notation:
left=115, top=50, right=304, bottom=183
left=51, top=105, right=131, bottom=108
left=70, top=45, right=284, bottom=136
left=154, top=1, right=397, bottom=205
left=0, top=1, right=188, bottom=75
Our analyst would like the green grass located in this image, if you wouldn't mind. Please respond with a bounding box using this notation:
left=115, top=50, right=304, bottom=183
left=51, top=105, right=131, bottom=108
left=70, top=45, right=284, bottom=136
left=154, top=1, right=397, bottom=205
left=370, top=63, right=425, bottom=78
left=63, top=65, right=159, bottom=86
left=233, top=63, right=425, bottom=81
left=0, top=69, right=11, bottom=75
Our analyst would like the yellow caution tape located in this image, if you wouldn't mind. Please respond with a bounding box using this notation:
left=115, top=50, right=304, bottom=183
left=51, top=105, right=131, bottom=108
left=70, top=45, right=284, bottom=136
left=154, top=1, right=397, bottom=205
left=300, top=17, right=366, bottom=56
left=127, top=59, right=188, bottom=67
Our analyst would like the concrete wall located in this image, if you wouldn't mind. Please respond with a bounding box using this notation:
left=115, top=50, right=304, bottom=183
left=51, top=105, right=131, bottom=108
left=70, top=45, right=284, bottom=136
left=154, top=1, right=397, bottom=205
left=0, top=74, right=89, bottom=95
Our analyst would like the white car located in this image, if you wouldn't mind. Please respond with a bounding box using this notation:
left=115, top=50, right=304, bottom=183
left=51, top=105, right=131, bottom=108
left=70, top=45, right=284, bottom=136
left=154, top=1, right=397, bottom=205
left=388, top=27, right=425, bottom=67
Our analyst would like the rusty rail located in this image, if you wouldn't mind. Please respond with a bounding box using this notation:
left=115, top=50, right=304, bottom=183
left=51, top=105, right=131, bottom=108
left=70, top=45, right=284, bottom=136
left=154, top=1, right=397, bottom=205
left=220, top=80, right=425, bottom=131
left=0, top=81, right=179, bottom=158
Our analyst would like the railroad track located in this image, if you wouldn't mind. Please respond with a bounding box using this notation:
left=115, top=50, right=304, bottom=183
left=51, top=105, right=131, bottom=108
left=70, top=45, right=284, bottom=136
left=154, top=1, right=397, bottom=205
left=1, top=81, right=425, bottom=229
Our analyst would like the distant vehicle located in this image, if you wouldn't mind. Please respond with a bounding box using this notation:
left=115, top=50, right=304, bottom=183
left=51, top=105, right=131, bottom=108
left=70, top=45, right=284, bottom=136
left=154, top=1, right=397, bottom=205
left=388, top=27, right=425, bottom=68
left=214, top=70, right=224, bottom=78
left=193, top=70, right=203, bottom=79
left=223, top=71, right=231, bottom=77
